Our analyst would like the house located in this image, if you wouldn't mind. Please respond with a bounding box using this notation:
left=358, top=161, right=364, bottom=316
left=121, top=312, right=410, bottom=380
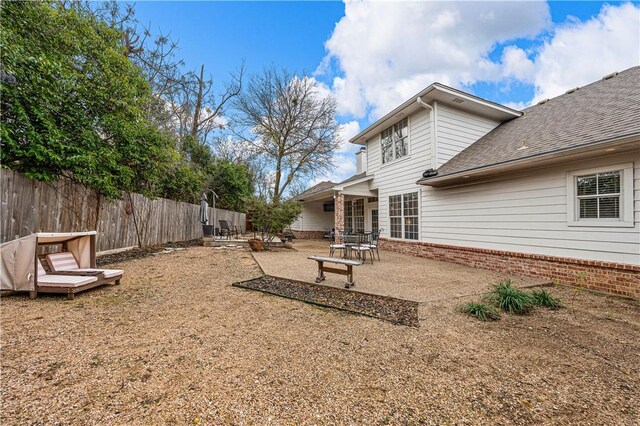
left=291, top=66, right=640, bottom=298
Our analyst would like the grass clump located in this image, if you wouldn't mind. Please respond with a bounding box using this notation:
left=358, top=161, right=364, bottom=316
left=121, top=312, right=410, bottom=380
left=530, top=289, right=563, bottom=309
left=460, top=302, right=501, bottom=321
left=484, top=280, right=533, bottom=315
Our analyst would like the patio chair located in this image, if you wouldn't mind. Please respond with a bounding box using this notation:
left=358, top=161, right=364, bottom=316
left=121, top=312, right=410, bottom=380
left=46, top=252, right=123, bottom=285
left=359, top=228, right=382, bottom=261
left=219, top=220, right=233, bottom=239
left=349, top=233, right=374, bottom=264
left=329, top=229, right=347, bottom=258
left=231, top=221, right=243, bottom=238
left=36, top=259, right=101, bottom=300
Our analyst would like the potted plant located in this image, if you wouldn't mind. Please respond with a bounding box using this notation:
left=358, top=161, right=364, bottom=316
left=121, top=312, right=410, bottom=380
left=247, top=237, right=264, bottom=251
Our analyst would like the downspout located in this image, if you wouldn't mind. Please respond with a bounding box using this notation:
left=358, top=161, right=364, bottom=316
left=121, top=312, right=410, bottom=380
left=417, top=96, right=438, bottom=169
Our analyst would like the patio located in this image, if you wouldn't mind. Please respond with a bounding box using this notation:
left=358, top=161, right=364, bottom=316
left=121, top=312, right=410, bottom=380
left=252, top=239, right=547, bottom=304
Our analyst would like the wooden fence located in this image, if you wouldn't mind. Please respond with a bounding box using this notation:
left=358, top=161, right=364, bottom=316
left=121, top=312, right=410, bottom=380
left=1, top=169, right=246, bottom=252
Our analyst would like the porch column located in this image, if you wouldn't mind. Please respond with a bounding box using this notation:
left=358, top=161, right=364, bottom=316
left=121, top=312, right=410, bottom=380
left=334, top=191, right=344, bottom=242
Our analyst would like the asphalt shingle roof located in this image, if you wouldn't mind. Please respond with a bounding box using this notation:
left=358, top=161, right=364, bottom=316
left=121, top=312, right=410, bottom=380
left=335, top=172, right=368, bottom=186
left=433, top=66, right=640, bottom=178
left=294, top=181, right=336, bottom=200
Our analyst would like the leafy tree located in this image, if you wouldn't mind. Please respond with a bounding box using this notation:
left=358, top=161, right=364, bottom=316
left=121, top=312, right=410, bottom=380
left=208, top=160, right=252, bottom=212
left=232, top=68, right=341, bottom=202
left=0, top=1, right=175, bottom=199
left=245, top=197, right=302, bottom=248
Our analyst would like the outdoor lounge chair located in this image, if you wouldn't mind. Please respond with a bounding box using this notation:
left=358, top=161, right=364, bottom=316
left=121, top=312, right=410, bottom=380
left=46, top=252, right=123, bottom=285
left=36, top=260, right=101, bottom=300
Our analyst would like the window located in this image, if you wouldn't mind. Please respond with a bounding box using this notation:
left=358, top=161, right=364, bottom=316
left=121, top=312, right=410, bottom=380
left=353, top=199, right=365, bottom=232
left=389, top=195, right=403, bottom=238
left=344, top=199, right=365, bottom=232
left=403, top=192, right=419, bottom=240
left=567, top=163, right=633, bottom=227
left=344, top=200, right=353, bottom=231
left=389, top=192, right=419, bottom=240
left=381, top=118, right=408, bottom=164
left=371, top=209, right=379, bottom=232
left=576, top=171, right=620, bottom=218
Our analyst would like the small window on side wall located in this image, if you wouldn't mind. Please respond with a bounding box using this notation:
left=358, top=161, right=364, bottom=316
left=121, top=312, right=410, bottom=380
left=567, top=163, right=634, bottom=227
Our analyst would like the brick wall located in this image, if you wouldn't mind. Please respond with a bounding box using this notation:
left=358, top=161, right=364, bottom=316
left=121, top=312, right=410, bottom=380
left=334, top=192, right=345, bottom=242
left=379, top=238, right=640, bottom=298
left=292, top=230, right=325, bottom=240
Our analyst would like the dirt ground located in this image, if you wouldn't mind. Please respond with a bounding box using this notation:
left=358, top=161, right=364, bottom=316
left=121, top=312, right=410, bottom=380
left=1, top=246, right=639, bottom=425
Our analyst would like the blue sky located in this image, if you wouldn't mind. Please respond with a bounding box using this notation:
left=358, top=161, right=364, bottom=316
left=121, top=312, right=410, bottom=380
left=133, top=1, right=639, bottom=183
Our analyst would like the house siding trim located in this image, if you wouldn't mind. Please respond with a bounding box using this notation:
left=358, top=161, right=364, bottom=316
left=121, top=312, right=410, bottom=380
left=379, top=238, right=640, bottom=298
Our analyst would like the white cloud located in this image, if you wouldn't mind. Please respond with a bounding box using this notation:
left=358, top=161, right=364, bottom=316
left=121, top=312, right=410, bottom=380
left=527, top=3, right=640, bottom=103
left=336, top=120, right=361, bottom=153
left=322, top=1, right=551, bottom=119
left=500, top=46, right=535, bottom=81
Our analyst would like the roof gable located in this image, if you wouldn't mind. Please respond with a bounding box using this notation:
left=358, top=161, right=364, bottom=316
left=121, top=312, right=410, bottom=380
left=425, top=66, right=640, bottom=182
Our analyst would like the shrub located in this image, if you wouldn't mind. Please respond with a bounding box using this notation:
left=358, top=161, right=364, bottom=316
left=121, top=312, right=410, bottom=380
left=530, top=289, right=563, bottom=309
left=484, top=280, right=533, bottom=315
left=460, top=302, right=501, bottom=321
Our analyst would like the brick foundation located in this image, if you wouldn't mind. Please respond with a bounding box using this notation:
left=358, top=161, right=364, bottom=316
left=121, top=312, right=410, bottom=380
left=291, top=230, right=325, bottom=240
left=379, top=238, right=640, bottom=298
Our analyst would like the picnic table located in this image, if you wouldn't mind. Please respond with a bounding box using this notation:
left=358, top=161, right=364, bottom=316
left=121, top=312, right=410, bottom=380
left=308, top=256, right=363, bottom=288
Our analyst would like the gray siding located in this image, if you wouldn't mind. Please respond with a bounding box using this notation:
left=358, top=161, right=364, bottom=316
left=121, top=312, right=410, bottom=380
left=436, top=104, right=500, bottom=167
left=420, top=152, right=640, bottom=264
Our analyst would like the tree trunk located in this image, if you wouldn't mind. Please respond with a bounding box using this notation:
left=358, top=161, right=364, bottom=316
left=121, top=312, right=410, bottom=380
left=191, top=64, right=205, bottom=139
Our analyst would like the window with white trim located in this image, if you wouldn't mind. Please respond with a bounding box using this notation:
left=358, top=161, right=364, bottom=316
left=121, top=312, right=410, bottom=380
left=389, top=192, right=419, bottom=240
left=567, top=163, right=634, bottom=227
left=344, top=199, right=365, bottom=232
left=353, top=199, right=365, bottom=232
left=381, top=118, right=408, bottom=164
left=576, top=171, right=620, bottom=218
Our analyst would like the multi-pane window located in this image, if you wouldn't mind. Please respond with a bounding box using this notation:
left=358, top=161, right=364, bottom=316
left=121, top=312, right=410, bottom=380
left=389, top=192, right=418, bottom=240
left=576, top=171, right=621, bottom=219
left=371, top=209, right=379, bottom=233
left=381, top=118, right=408, bottom=164
left=353, top=199, right=365, bottom=232
left=344, top=200, right=353, bottom=231
left=344, top=199, right=365, bottom=232
left=403, top=192, right=419, bottom=240
left=389, top=195, right=403, bottom=238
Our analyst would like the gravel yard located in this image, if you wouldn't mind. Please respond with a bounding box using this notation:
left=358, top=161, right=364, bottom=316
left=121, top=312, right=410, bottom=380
left=2, top=246, right=639, bottom=425
left=253, top=240, right=547, bottom=303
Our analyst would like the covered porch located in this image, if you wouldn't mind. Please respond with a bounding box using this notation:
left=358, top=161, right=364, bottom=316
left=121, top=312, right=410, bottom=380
left=291, top=174, right=379, bottom=240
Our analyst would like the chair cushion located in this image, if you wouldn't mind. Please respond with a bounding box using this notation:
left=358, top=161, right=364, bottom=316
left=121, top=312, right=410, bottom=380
left=46, top=252, right=80, bottom=271
left=47, top=253, right=124, bottom=279
left=38, top=274, right=98, bottom=287
left=75, top=268, right=123, bottom=278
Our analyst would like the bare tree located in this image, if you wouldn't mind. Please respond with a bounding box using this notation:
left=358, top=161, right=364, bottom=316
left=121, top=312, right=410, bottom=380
left=232, top=68, right=341, bottom=203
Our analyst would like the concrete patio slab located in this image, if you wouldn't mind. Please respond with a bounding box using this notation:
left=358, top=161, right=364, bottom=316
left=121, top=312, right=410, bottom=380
left=252, top=240, right=548, bottom=303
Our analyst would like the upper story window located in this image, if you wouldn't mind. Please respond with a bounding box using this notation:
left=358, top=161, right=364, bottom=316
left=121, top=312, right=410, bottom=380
left=381, top=118, right=408, bottom=164
left=567, top=163, right=633, bottom=227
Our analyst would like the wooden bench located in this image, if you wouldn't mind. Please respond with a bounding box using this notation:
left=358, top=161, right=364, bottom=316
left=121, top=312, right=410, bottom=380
left=308, top=256, right=363, bottom=288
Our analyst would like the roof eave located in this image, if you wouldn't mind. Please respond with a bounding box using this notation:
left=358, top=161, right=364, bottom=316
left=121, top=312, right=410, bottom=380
left=333, top=175, right=373, bottom=190
left=418, top=134, right=640, bottom=187
left=349, top=84, right=522, bottom=145
left=295, top=188, right=335, bottom=202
